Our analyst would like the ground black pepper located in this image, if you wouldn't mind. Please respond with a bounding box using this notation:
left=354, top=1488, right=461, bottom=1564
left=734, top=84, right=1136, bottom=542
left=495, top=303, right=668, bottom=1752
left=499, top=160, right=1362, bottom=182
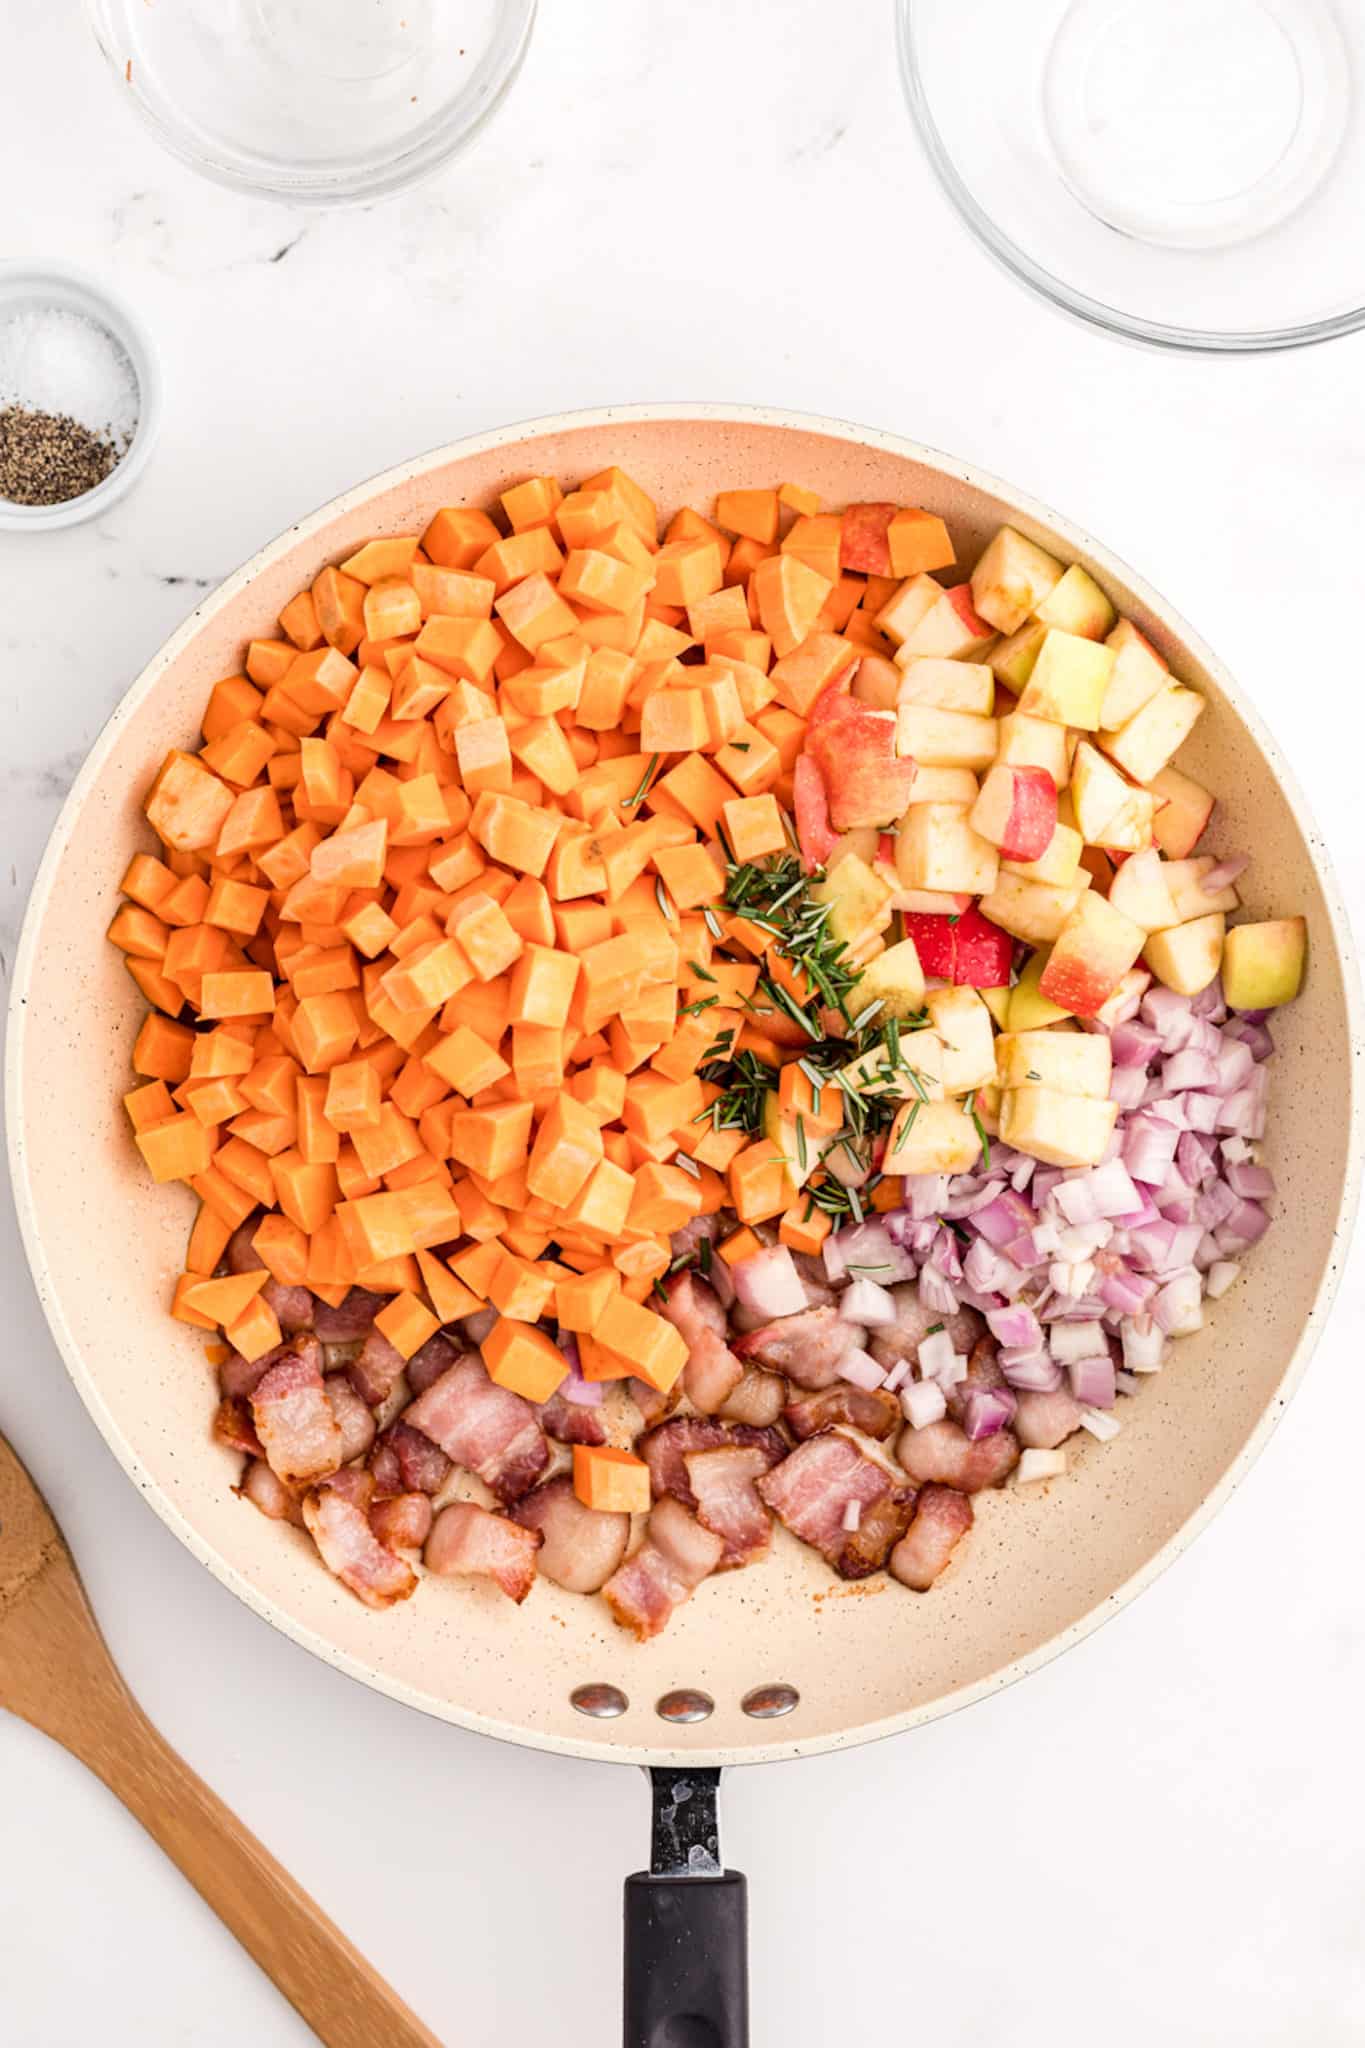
left=0, top=404, right=122, bottom=506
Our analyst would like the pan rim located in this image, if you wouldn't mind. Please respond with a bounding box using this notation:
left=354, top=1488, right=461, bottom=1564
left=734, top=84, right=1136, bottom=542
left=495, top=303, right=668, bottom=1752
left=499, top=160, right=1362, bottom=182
left=8, top=400, right=1362, bottom=1767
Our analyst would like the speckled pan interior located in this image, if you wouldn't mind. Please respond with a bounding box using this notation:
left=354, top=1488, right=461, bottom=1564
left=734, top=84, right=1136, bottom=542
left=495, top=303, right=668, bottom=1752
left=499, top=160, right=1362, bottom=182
left=8, top=407, right=1361, bottom=1767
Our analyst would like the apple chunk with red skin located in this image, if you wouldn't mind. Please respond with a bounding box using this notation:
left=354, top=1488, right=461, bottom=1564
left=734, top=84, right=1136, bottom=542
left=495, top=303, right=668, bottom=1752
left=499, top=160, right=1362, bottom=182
left=969, top=762, right=1057, bottom=862
left=1149, top=764, right=1215, bottom=858
left=840, top=503, right=896, bottom=574
left=897, top=582, right=996, bottom=662
left=805, top=704, right=914, bottom=830
left=1038, top=890, right=1146, bottom=1018
left=903, top=904, right=1014, bottom=986
left=792, top=752, right=839, bottom=873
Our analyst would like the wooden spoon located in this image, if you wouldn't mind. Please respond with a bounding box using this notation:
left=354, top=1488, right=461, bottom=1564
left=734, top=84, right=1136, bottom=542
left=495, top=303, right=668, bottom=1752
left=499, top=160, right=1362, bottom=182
left=0, top=1431, right=441, bottom=2048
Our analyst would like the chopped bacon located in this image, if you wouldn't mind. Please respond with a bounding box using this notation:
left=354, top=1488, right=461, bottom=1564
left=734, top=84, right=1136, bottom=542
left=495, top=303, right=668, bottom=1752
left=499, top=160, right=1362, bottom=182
left=629, top=1376, right=680, bottom=1426
left=224, top=1218, right=314, bottom=1331
left=347, top=1327, right=407, bottom=1408
left=684, top=1447, right=774, bottom=1569
left=735, top=1304, right=863, bottom=1389
left=425, top=1501, right=542, bottom=1603
left=944, top=1334, right=1009, bottom=1428
left=890, top=1485, right=973, bottom=1591
left=369, top=1491, right=433, bottom=1551
left=219, top=1341, right=289, bottom=1401
left=315, top=1464, right=375, bottom=1510
left=603, top=1497, right=724, bottom=1640
left=757, top=1432, right=913, bottom=1578
left=639, top=1417, right=786, bottom=1508
left=896, top=1417, right=1020, bottom=1492
left=369, top=1420, right=452, bottom=1498
left=1013, top=1386, right=1085, bottom=1450
left=213, top=1395, right=263, bottom=1457
left=788, top=1252, right=836, bottom=1309
left=303, top=1483, right=417, bottom=1609
left=237, top=1457, right=304, bottom=1525
left=867, top=1286, right=984, bottom=1374
left=659, top=1272, right=743, bottom=1414
left=537, top=1389, right=608, bottom=1449
left=719, top=1366, right=788, bottom=1427
left=324, top=1373, right=377, bottom=1463
left=404, top=1355, right=549, bottom=1503
left=312, top=1286, right=386, bottom=1341
left=784, top=1383, right=901, bottom=1442
left=509, top=1475, right=629, bottom=1593
left=405, top=1330, right=461, bottom=1396
left=250, top=1338, right=343, bottom=1489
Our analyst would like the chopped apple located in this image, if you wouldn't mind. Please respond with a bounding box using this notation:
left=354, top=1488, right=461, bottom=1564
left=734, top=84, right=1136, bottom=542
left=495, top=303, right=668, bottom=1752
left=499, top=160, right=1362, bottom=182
left=883, top=1096, right=982, bottom=1176
left=852, top=936, right=926, bottom=1019
left=1070, top=740, right=1154, bottom=851
left=989, top=619, right=1048, bottom=690
left=850, top=653, right=901, bottom=710
left=873, top=572, right=943, bottom=648
left=808, top=852, right=892, bottom=953
left=896, top=803, right=1000, bottom=896
left=1034, top=563, right=1115, bottom=641
left=806, top=706, right=915, bottom=828
left=980, top=985, right=1012, bottom=1029
left=896, top=657, right=995, bottom=714
left=1099, top=617, right=1169, bottom=730
left=999, top=1086, right=1119, bottom=1167
left=1038, top=891, right=1145, bottom=1018
left=970, top=526, right=1065, bottom=635
left=1016, top=629, right=1115, bottom=731
left=1092, top=967, right=1151, bottom=1029
left=897, top=583, right=997, bottom=662
left=1106, top=846, right=1178, bottom=931
left=1143, top=912, right=1225, bottom=996
left=896, top=704, right=998, bottom=770
left=1099, top=683, right=1204, bottom=784
left=1006, top=949, right=1072, bottom=1028
left=891, top=887, right=975, bottom=915
left=826, top=826, right=881, bottom=870
left=903, top=905, right=1013, bottom=986
left=995, top=1029, right=1111, bottom=1098
left=1221, top=917, right=1306, bottom=1009
left=995, top=710, right=1071, bottom=788
left=924, top=985, right=997, bottom=1094
left=793, top=753, right=838, bottom=873
left=969, top=762, right=1057, bottom=861
left=1160, top=856, right=1240, bottom=922
left=978, top=870, right=1090, bottom=946
left=1149, top=763, right=1214, bottom=858
left=1002, top=820, right=1084, bottom=888
left=904, top=765, right=980, bottom=807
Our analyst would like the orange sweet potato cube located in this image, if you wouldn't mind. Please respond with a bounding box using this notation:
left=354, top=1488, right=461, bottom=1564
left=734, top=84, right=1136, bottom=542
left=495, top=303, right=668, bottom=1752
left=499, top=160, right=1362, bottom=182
left=145, top=750, right=234, bottom=852
left=573, top=1444, right=651, bottom=1515
left=481, top=1318, right=568, bottom=1404
left=373, top=1290, right=440, bottom=1360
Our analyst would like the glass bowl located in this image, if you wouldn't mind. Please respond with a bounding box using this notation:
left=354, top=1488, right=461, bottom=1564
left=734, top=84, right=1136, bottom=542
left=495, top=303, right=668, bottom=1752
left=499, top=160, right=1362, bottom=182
left=85, top=0, right=537, bottom=207
left=897, top=0, right=1365, bottom=352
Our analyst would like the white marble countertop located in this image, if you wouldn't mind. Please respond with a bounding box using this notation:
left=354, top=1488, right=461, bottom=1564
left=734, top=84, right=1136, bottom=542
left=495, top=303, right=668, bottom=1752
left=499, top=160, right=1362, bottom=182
left=3, top=5, right=1364, bottom=2044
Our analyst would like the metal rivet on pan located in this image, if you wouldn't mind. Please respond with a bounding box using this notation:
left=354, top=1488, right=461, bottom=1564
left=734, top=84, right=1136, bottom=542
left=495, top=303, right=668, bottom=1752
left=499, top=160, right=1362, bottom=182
left=570, top=1683, right=628, bottom=1719
left=741, top=1683, right=800, bottom=1719
left=655, top=1689, right=715, bottom=1723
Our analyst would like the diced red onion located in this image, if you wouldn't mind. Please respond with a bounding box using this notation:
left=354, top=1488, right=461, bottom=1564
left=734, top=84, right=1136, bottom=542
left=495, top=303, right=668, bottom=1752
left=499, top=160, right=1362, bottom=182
left=1182, top=1092, right=1221, bottom=1134
left=1109, top=1066, right=1149, bottom=1111
left=839, top=1276, right=898, bottom=1327
left=1121, top=1319, right=1165, bottom=1372
left=1204, top=1260, right=1240, bottom=1299
left=1111, top=1020, right=1161, bottom=1068
left=1067, top=1354, right=1116, bottom=1408
left=917, top=1328, right=958, bottom=1381
left=1224, top=1014, right=1274, bottom=1061
left=999, top=1348, right=1063, bottom=1392
left=1079, top=1406, right=1121, bottom=1442
left=904, top=1172, right=950, bottom=1220
left=1194, top=1178, right=1238, bottom=1229
left=837, top=1347, right=887, bottom=1392
left=1200, top=854, right=1248, bottom=892
left=902, top=1379, right=947, bottom=1429
left=1114, top=1369, right=1140, bottom=1395
left=882, top=1357, right=911, bottom=1392
left=1153, top=1271, right=1204, bottom=1335
left=970, top=1188, right=1037, bottom=1254
left=1215, top=1038, right=1254, bottom=1093
left=1214, top=1198, right=1270, bottom=1255
left=987, top=1302, right=1043, bottom=1351
left=1016, top=1447, right=1067, bottom=1483
left=1141, top=984, right=1197, bottom=1051
left=1098, top=1267, right=1154, bottom=1315
left=962, top=1387, right=1017, bottom=1440
left=731, top=1244, right=808, bottom=1320
left=1224, top=1159, right=1274, bottom=1201
left=1048, top=1318, right=1106, bottom=1364
left=928, top=1225, right=964, bottom=1282
left=555, top=1336, right=605, bottom=1407
left=1049, top=1258, right=1096, bottom=1298
left=919, top=1263, right=960, bottom=1316
left=1122, top=1114, right=1181, bottom=1185
left=825, top=1220, right=917, bottom=1285
left=1162, top=1048, right=1218, bottom=1093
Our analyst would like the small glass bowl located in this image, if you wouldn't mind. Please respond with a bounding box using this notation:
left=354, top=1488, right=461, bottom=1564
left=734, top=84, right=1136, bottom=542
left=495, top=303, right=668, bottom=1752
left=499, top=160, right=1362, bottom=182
left=897, top=0, right=1365, bottom=352
left=0, top=265, right=162, bottom=533
left=85, top=0, right=537, bottom=207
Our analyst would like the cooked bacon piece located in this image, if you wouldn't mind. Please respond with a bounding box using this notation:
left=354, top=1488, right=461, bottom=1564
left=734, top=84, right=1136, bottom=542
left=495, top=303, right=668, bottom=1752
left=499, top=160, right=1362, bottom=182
left=684, top=1448, right=774, bottom=1569
left=789, top=1252, right=837, bottom=1309
left=719, top=1367, right=788, bottom=1427
left=890, top=1485, right=974, bottom=1591
left=324, top=1373, right=377, bottom=1463
left=537, top=1390, right=608, bottom=1448
left=1013, top=1386, right=1084, bottom=1450
left=219, top=1341, right=289, bottom=1401
left=784, top=1383, right=900, bottom=1442
left=867, top=1284, right=983, bottom=1374
left=757, top=1432, right=912, bottom=1578
left=509, top=1475, right=629, bottom=1593
left=425, top=1501, right=542, bottom=1603
left=238, top=1457, right=304, bottom=1525
left=405, top=1330, right=461, bottom=1396
left=315, top=1464, right=375, bottom=1510
left=735, top=1305, right=863, bottom=1389
left=896, top=1417, right=1020, bottom=1492
left=944, top=1335, right=1010, bottom=1427
left=640, top=1417, right=786, bottom=1508
left=312, top=1286, right=386, bottom=1341
left=404, top=1355, right=549, bottom=1503
left=659, top=1272, right=744, bottom=1414
left=369, top=1491, right=433, bottom=1551
left=629, top=1377, right=681, bottom=1426
left=250, top=1338, right=343, bottom=1489
left=303, top=1483, right=417, bottom=1609
left=213, top=1395, right=262, bottom=1457
left=347, top=1327, right=407, bottom=1408
left=603, top=1497, right=725, bottom=1641
left=369, top=1420, right=452, bottom=1498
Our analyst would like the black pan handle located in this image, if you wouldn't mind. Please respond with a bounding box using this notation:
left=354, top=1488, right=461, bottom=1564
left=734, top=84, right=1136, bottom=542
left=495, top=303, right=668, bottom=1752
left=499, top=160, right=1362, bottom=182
left=623, top=1767, right=749, bottom=2048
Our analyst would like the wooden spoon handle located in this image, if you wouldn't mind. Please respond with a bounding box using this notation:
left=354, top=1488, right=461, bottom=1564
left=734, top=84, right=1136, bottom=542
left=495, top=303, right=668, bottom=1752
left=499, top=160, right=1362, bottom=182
left=83, top=1697, right=442, bottom=2048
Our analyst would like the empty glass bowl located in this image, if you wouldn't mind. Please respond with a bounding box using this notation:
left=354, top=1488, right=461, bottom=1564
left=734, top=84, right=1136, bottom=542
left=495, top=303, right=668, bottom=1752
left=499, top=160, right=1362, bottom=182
left=86, top=0, right=537, bottom=206
left=897, top=0, right=1365, bottom=351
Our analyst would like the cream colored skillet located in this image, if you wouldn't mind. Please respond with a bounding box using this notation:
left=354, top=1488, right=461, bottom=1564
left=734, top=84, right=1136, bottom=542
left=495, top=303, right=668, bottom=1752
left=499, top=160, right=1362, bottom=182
left=8, top=408, right=1361, bottom=2044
